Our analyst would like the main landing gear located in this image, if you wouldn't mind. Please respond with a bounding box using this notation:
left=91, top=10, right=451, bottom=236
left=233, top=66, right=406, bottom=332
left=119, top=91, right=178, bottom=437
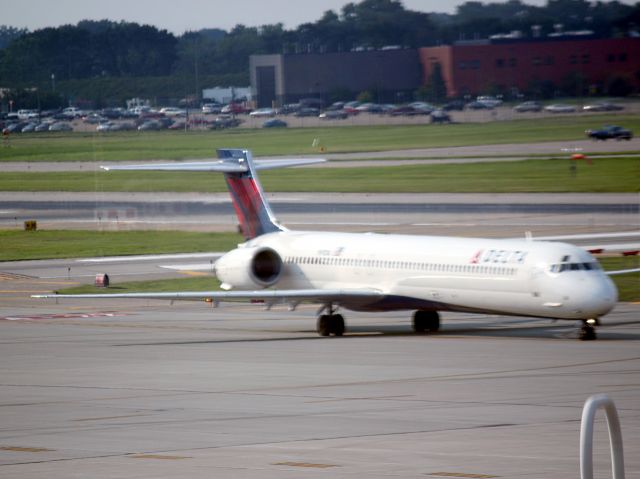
left=317, top=314, right=345, bottom=336
left=316, top=304, right=345, bottom=336
left=412, top=310, right=440, bottom=333
left=579, top=318, right=599, bottom=341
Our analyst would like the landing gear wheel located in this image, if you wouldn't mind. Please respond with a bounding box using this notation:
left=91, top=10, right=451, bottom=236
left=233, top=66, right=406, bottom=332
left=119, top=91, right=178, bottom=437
left=317, top=314, right=345, bottom=337
left=579, top=322, right=597, bottom=341
left=412, top=310, right=440, bottom=333
left=331, top=314, right=345, bottom=337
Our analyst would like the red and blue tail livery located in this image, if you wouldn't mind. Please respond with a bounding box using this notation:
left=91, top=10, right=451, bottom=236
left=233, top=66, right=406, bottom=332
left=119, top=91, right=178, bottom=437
left=217, top=149, right=282, bottom=239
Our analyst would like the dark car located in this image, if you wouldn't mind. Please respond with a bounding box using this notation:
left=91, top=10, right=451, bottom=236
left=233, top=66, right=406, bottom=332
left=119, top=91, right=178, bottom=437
left=430, top=110, right=451, bottom=123
left=586, top=125, right=633, bottom=141
left=442, top=100, right=465, bottom=111
left=466, top=101, right=494, bottom=110
left=319, top=110, right=348, bottom=120
left=208, top=115, right=243, bottom=130
left=262, top=118, right=287, bottom=128
left=295, top=107, right=320, bottom=117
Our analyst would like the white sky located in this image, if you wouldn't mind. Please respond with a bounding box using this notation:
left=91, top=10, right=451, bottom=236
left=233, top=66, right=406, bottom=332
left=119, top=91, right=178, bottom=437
left=0, top=0, right=565, bottom=34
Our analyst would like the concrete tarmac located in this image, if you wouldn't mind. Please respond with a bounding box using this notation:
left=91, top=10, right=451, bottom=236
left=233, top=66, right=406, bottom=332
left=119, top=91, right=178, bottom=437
left=0, top=299, right=639, bottom=479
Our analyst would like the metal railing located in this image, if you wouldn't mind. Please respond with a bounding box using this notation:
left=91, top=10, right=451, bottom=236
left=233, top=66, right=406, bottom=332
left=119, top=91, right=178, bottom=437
left=580, top=394, right=625, bottom=479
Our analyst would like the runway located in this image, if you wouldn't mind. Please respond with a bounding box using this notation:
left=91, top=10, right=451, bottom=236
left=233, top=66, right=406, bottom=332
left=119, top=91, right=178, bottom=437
left=0, top=299, right=639, bottom=479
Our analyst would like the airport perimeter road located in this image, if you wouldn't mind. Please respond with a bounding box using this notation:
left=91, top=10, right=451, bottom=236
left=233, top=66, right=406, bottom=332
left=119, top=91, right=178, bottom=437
left=2, top=138, right=639, bottom=171
left=0, top=300, right=639, bottom=479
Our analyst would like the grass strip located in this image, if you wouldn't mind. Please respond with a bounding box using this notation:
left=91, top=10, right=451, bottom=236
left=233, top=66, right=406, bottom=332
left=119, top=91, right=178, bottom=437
left=2, top=157, right=638, bottom=193
left=2, top=114, right=639, bottom=162
left=0, top=230, right=242, bottom=261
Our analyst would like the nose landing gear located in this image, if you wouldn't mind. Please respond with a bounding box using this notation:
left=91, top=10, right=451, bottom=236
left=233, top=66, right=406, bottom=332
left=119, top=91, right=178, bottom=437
left=579, top=318, right=599, bottom=341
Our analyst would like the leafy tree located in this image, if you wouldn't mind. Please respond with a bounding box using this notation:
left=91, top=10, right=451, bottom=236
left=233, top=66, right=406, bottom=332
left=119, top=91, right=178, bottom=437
left=0, top=25, right=27, bottom=49
left=416, top=62, right=447, bottom=102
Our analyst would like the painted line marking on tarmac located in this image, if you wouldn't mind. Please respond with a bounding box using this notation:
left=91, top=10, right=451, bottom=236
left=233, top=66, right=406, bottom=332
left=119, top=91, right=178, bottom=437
left=428, top=473, right=499, bottom=479
left=273, top=462, right=338, bottom=469
left=130, top=454, right=191, bottom=460
left=0, top=446, right=55, bottom=453
left=0, top=311, right=132, bottom=321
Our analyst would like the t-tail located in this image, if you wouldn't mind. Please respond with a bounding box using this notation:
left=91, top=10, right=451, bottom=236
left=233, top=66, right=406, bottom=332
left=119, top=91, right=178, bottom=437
left=101, top=149, right=324, bottom=239
left=217, top=149, right=282, bottom=238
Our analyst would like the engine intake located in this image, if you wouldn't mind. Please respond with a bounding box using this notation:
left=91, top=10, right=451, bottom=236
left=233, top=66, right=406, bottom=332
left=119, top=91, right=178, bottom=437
left=252, top=248, right=282, bottom=284
left=215, top=246, right=283, bottom=289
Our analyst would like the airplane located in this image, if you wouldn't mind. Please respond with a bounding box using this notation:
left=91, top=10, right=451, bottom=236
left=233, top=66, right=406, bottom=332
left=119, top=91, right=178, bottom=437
left=34, top=148, right=632, bottom=340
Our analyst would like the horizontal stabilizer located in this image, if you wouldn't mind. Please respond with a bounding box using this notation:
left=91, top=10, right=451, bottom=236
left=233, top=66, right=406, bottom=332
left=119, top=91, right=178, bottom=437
left=101, top=158, right=325, bottom=172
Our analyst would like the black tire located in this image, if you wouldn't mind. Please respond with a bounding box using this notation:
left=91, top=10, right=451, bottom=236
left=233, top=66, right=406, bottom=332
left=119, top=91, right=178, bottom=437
left=413, top=310, right=440, bottom=333
left=331, top=314, right=345, bottom=336
left=317, top=315, right=331, bottom=336
left=579, top=325, right=597, bottom=341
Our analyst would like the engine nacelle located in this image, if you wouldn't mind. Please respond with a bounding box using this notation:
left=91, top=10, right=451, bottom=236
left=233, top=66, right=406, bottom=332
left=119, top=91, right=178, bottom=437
left=215, top=247, right=283, bottom=289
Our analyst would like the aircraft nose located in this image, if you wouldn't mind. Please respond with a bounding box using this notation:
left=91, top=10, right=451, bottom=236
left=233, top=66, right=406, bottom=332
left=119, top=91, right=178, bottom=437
left=578, top=276, right=618, bottom=317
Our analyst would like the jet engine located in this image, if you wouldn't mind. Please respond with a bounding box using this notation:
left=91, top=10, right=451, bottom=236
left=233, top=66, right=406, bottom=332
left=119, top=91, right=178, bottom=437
left=215, top=247, right=283, bottom=289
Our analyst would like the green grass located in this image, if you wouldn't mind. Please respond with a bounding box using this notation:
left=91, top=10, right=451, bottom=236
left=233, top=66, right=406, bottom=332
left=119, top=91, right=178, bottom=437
left=54, top=256, right=639, bottom=301
left=0, top=230, right=243, bottom=261
left=2, top=114, right=639, bottom=162
left=57, top=276, right=220, bottom=295
left=2, top=156, right=638, bottom=193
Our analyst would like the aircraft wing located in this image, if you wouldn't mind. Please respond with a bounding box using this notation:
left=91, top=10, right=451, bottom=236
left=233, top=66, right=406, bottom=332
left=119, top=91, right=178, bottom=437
left=605, top=268, right=640, bottom=276
left=32, top=288, right=384, bottom=309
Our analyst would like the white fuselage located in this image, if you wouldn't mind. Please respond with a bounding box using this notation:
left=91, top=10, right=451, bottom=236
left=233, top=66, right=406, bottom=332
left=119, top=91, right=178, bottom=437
left=218, top=230, right=617, bottom=320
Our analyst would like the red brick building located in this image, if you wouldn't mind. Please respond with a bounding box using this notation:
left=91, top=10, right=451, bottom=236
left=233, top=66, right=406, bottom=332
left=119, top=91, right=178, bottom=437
left=419, top=38, right=640, bottom=98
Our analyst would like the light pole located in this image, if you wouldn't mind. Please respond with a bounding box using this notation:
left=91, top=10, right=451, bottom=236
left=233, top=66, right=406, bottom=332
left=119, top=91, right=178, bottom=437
left=51, top=73, right=55, bottom=93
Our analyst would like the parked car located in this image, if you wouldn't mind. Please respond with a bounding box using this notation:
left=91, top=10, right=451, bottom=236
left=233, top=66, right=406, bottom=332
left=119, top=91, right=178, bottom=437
left=49, top=122, right=73, bottom=132
left=201, top=103, right=222, bottom=114
left=585, top=125, right=633, bottom=141
left=476, top=95, right=502, bottom=108
left=20, top=122, right=39, bottom=133
left=96, top=122, right=114, bottom=132
left=137, top=120, right=163, bottom=131
left=466, top=101, right=494, bottom=110
left=319, top=110, right=348, bottom=120
left=389, top=105, right=421, bottom=116
left=409, top=102, right=435, bottom=114
left=208, top=115, right=243, bottom=130
left=430, top=110, right=451, bottom=123
left=3, top=122, right=26, bottom=133
left=249, top=108, right=276, bottom=117
left=295, top=107, right=320, bottom=117
left=110, top=122, right=136, bottom=131
left=544, top=104, right=576, bottom=113
left=514, top=101, right=542, bottom=112
left=159, top=107, right=186, bottom=117
left=17, top=109, right=39, bottom=120
left=262, top=118, right=287, bottom=128
left=582, top=102, right=624, bottom=112
left=278, top=103, right=301, bottom=115
left=442, top=100, right=465, bottom=111
left=35, top=122, right=52, bottom=132
left=221, top=103, right=250, bottom=114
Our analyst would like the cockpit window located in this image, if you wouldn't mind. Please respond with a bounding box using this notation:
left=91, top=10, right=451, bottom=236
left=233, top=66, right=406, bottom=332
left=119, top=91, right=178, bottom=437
left=549, top=262, right=601, bottom=273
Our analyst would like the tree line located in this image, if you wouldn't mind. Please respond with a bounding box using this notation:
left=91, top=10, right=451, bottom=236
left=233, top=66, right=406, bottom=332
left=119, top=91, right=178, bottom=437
left=1, top=0, right=639, bottom=108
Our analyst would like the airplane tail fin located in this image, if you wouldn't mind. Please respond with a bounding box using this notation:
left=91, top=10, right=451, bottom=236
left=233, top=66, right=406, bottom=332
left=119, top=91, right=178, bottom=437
left=217, top=149, right=282, bottom=239
left=102, top=149, right=324, bottom=239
